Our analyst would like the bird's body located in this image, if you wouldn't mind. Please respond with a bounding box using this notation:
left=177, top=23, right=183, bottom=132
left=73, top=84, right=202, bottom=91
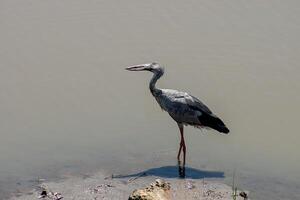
left=154, top=88, right=207, bottom=127
left=153, top=88, right=228, bottom=133
left=126, top=62, right=229, bottom=169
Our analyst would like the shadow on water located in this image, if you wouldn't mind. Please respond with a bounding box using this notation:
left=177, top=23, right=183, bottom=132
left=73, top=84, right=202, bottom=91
left=113, top=165, right=224, bottom=180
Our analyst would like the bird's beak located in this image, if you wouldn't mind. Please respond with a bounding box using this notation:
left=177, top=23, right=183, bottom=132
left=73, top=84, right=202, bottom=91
left=125, top=64, right=150, bottom=71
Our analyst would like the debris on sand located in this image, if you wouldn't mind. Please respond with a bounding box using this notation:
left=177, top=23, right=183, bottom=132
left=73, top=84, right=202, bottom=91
left=128, top=179, right=171, bottom=200
left=90, top=184, right=115, bottom=194
left=239, top=191, right=248, bottom=199
left=37, top=186, right=63, bottom=200
left=186, top=181, right=195, bottom=190
left=38, top=190, right=47, bottom=199
left=11, top=172, right=248, bottom=200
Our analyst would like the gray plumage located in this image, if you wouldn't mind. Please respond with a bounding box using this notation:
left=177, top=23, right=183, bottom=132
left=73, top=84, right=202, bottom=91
left=126, top=62, right=229, bottom=133
left=126, top=62, right=229, bottom=166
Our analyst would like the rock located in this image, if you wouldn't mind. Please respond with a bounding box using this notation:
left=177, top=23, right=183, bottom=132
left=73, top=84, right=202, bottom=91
left=239, top=191, right=248, bottom=199
left=128, top=179, right=171, bottom=200
left=38, top=190, right=47, bottom=199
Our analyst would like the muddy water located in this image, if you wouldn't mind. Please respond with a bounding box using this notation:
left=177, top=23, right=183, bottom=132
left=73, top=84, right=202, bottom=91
left=1, top=1, right=300, bottom=199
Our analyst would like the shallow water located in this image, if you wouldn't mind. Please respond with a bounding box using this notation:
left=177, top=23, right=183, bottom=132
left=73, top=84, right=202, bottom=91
left=1, top=0, right=300, bottom=199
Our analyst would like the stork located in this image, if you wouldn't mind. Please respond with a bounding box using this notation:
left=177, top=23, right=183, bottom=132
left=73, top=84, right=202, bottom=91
left=126, top=63, right=229, bottom=174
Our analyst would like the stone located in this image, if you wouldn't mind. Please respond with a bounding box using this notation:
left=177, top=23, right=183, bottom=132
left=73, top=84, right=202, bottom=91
left=128, top=179, right=170, bottom=200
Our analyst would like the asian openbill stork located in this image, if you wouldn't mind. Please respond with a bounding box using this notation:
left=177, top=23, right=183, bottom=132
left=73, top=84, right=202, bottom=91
left=126, top=63, right=229, bottom=176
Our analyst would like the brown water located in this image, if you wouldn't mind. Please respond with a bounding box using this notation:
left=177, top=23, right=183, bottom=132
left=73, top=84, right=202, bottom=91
left=1, top=0, right=300, bottom=199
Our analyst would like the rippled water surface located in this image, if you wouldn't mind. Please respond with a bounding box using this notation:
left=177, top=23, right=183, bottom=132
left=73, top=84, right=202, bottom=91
left=1, top=1, right=300, bottom=199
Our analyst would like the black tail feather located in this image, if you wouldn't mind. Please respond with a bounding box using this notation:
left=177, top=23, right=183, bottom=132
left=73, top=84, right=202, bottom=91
left=198, top=114, right=229, bottom=134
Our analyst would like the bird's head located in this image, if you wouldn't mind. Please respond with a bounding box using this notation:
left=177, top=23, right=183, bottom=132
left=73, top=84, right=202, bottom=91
left=125, top=62, right=164, bottom=75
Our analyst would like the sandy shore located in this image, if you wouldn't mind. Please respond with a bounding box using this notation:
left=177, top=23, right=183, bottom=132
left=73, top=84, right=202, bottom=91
left=9, top=169, right=247, bottom=200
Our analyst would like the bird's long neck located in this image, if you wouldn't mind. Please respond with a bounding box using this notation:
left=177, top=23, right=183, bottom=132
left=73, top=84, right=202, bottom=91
left=149, top=71, right=163, bottom=96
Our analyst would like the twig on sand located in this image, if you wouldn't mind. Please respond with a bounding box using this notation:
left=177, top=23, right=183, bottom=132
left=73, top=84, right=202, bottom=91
left=127, top=172, right=147, bottom=183
left=104, top=175, right=113, bottom=180
left=106, top=172, right=147, bottom=183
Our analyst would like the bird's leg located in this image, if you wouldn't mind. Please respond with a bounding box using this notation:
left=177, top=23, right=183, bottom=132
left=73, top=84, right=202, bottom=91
left=177, top=124, right=183, bottom=161
left=177, top=141, right=183, bottom=161
left=177, top=124, right=186, bottom=165
left=181, top=127, right=186, bottom=166
left=177, top=123, right=186, bottom=178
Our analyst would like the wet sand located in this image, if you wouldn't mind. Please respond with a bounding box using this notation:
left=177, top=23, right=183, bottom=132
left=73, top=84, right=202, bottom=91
left=9, top=170, right=246, bottom=200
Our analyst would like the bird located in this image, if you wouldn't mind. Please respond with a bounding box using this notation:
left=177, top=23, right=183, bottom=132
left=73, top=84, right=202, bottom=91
left=125, top=62, right=229, bottom=167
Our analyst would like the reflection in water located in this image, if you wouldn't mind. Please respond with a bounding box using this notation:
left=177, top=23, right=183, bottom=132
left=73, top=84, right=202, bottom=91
left=178, top=164, right=185, bottom=178
left=178, top=161, right=185, bottom=178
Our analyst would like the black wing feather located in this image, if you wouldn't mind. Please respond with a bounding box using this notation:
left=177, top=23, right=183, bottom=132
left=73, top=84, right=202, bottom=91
left=188, top=95, right=229, bottom=134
